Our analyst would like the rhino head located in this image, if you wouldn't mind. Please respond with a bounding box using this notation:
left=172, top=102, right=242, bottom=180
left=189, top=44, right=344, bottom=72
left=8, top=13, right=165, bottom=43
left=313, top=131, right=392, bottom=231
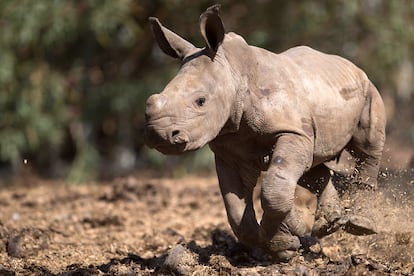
left=145, top=5, right=240, bottom=155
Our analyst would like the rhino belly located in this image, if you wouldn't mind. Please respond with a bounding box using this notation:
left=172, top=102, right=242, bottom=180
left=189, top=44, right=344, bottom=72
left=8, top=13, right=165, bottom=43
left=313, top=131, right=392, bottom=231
left=312, top=106, right=361, bottom=166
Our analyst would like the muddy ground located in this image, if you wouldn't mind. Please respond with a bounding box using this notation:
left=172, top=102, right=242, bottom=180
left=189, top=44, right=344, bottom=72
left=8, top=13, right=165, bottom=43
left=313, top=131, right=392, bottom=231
left=0, top=170, right=413, bottom=275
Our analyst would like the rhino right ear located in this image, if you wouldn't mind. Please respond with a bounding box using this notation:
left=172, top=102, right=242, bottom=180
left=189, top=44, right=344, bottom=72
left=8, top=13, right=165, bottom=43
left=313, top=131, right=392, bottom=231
left=149, top=17, right=195, bottom=59
left=199, top=4, right=225, bottom=56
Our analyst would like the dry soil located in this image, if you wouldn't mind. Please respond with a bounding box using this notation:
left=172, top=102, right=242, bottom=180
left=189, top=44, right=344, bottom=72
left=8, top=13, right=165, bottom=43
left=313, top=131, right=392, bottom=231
left=0, top=170, right=413, bottom=275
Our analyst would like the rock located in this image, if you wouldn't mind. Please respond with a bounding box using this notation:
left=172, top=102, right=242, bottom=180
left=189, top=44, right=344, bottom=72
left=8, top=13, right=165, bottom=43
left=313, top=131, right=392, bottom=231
left=6, top=228, right=49, bottom=258
left=162, top=245, right=197, bottom=275
left=321, top=245, right=343, bottom=262
left=309, top=242, right=322, bottom=254
left=395, top=232, right=411, bottom=244
left=0, top=265, right=16, bottom=276
left=299, top=235, right=320, bottom=253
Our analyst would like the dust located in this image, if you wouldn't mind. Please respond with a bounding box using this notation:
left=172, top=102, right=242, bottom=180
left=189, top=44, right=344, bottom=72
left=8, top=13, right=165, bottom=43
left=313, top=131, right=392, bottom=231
left=0, top=171, right=413, bottom=275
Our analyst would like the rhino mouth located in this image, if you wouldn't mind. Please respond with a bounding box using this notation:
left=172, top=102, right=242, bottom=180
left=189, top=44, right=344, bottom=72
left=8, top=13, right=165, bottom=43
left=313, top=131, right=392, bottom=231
left=144, top=124, right=191, bottom=155
left=151, top=143, right=187, bottom=155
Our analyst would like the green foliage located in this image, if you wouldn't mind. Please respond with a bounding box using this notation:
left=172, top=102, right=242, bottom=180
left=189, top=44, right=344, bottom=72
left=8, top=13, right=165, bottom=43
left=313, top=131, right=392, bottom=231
left=0, top=0, right=144, bottom=175
left=0, top=59, right=67, bottom=163
left=0, top=0, right=413, bottom=180
left=67, top=143, right=100, bottom=183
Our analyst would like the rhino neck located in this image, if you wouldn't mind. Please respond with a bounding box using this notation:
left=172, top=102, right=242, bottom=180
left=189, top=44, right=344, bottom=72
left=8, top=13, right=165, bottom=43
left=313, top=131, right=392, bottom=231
left=216, top=34, right=249, bottom=135
left=218, top=32, right=274, bottom=135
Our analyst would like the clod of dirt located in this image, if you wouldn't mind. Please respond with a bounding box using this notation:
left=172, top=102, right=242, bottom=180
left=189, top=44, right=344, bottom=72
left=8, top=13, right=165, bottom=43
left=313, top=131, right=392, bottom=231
left=63, top=264, right=101, bottom=275
left=395, top=232, right=411, bottom=244
left=349, top=254, right=392, bottom=274
left=295, top=264, right=316, bottom=276
left=309, top=242, right=322, bottom=254
left=103, top=263, right=137, bottom=275
left=0, top=265, right=15, bottom=276
left=82, top=215, right=124, bottom=228
left=100, top=177, right=170, bottom=212
left=6, top=228, right=49, bottom=258
left=208, top=255, right=233, bottom=274
left=20, top=263, right=54, bottom=276
left=161, top=244, right=198, bottom=275
left=0, top=223, right=8, bottom=253
left=321, top=245, right=343, bottom=262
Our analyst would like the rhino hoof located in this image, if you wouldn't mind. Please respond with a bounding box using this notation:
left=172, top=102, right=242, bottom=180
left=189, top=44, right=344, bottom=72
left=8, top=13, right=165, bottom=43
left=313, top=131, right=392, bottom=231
left=272, top=249, right=297, bottom=262
left=311, top=216, right=346, bottom=238
left=344, top=215, right=377, bottom=235
left=266, top=234, right=300, bottom=261
left=312, top=202, right=344, bottom=238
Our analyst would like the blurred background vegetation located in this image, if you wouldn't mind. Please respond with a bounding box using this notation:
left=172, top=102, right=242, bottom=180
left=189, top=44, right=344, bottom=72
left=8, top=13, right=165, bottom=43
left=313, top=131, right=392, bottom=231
left=0, top=0, right=413, bottom=182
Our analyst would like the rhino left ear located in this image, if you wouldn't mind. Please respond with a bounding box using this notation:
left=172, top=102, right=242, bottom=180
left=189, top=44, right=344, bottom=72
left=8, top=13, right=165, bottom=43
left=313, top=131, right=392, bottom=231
left=200, top=4, right=225, bottom=57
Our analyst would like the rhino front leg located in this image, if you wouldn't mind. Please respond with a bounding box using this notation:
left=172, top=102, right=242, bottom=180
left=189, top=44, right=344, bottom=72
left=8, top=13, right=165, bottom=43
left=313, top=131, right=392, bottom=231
left=260, top=135, right=313, bottom=260
left=215, top=156, right=263, bottom=248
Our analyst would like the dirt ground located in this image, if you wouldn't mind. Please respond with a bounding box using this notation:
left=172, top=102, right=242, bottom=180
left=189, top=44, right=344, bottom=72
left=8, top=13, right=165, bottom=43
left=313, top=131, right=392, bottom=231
left=0, top=169, right=413, bottom=275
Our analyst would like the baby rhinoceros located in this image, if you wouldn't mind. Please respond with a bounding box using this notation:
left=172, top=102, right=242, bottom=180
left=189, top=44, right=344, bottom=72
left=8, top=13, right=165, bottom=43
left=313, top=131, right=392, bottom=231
left=144, top=5, right=386, bottom=260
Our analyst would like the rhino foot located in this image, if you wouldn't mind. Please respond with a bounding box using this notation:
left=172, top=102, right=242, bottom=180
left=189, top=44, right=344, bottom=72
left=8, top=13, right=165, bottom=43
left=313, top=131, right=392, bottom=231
left=312, top=216, right=346, bottom=238
left=271, top=249, right=297, bottom=262
left=311, top=202, right=345, bottom=238
left=340, top=190, right=378, bottom=235
left=312, top=213, right=377, bottom=237
left=265, top=232, right=301, bottom=262
left=344, top=214, right=377, bottom=235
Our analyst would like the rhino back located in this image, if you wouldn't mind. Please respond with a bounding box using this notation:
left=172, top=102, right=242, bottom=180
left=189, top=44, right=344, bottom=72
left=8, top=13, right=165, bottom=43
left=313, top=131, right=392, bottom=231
left=281, top=45, right=368, bottom=102
left=224, top=42, right=368, bottom=164
left=279, top=46, right=369, bottom=161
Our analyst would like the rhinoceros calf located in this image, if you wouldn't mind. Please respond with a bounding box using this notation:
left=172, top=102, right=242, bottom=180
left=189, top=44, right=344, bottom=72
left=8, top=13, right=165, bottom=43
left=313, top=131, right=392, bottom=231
left=144, top=5, right=386, bottom=260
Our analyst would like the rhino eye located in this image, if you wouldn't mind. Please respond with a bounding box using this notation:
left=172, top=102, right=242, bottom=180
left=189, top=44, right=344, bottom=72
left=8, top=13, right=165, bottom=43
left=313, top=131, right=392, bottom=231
left=195, top=97, right=206, bottom=107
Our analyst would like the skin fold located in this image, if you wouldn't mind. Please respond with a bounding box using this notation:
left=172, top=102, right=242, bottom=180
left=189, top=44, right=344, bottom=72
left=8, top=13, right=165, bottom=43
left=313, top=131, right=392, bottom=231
left=144, top=5, right=386, bottom=260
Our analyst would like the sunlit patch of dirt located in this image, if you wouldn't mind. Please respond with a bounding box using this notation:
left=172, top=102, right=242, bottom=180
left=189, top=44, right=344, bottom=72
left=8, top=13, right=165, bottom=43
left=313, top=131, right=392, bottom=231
left=0, top=171, right=413, bottom=275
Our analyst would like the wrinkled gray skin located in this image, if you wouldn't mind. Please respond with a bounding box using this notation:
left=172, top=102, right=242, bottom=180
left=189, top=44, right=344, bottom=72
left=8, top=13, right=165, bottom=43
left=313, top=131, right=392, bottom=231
left=145, top=5, right=386, bottom=260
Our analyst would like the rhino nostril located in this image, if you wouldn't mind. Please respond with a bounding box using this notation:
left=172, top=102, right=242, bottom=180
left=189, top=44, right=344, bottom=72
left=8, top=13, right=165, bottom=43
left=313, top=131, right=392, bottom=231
left=171, top=129, right=189, bottom=144
left=172, top=130, right=180, bottom=137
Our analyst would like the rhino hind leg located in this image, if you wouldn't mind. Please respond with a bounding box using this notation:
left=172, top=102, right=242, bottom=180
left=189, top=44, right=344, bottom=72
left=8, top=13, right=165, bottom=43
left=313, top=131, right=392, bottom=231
left=324, top=82, right=386, bottom=236
left=313, top=186, right=344, bottom=237
left=348, top=83, right=386, bottom=190
left=300, top=164, right=378, bottom=238
left=298, top=165, right=344, bottom=238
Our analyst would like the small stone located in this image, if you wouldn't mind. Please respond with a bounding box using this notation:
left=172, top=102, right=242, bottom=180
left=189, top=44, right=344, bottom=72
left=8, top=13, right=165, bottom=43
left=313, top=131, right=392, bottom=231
left=0, top=265, right=15, bottom=276
left=6, top=228, right=49, bottom=258
left=162, top=244, right=197, bottom=275
left=314, top=257, right=325, bottom=266
left=11, top=213, right=20, bottom=221
left=309, top=242, right=322, bottom=254
left=321, top=245, right=342, bottom=262
left=295, top=265, right=308, bottom=275
left=395, top=232, right=411, bottom=244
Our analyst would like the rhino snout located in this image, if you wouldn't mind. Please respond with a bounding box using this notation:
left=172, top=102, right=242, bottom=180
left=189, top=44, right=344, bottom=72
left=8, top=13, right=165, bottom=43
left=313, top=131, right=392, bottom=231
left=144, top=122, right=190, bottom=154
left=145, top=94, right=166, bottom=121
left=145, top=127, right=188, bottom=145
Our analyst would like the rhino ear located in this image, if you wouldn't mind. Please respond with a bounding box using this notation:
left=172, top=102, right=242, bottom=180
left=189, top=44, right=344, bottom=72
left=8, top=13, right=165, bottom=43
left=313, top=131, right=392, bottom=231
left=200, top=4, right=225, bottom=56
left=149, top=17, right=195, bottom=59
